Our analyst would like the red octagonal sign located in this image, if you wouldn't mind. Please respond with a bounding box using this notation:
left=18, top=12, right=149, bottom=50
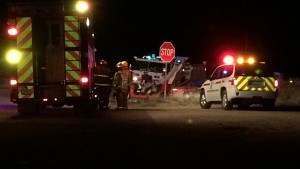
left=160, top=42, right=175, bottom=63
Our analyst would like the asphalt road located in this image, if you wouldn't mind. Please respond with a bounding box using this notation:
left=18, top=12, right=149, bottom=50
left=1, top=97, right=300, bottom=168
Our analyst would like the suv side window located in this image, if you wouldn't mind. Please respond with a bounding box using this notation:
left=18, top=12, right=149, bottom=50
left=221, top=65, right=233, bottom=78
left=210, top=66, right=223, bottom=80
left=210, top=65, right=233, bottom=80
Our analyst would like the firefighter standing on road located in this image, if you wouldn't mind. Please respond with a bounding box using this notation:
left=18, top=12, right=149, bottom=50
left=93, top=59, right=113, bottom=110
left=113, top=61, right=131, bottom=110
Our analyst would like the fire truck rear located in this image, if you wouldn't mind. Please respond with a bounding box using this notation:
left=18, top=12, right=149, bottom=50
left=5, top=1, right=97, bottom=114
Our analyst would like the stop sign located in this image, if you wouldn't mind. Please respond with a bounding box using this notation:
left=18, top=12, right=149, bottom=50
left=160, top=42, right=175, bottom=63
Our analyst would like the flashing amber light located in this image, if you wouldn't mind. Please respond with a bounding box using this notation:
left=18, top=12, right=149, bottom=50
left=236, top=57, right=244, bottom=64
left=7, top=27, right=18, bottom=36
left=223, top=55, right=234, bottom=64
left=247, top=57, right=255, bottom=64
left=81, top=77, right=89, bottom=83
left=10, top=79, right=17, bottom=86
left=6, top=49, right=21, bottom=64
left=75, top=1, right=89, bottom=13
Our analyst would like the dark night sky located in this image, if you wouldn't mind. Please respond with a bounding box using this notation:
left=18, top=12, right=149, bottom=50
left=1, top=0, right=300, bottom=75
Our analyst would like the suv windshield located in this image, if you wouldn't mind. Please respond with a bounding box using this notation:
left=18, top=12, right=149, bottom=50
left=235, top=63, right=274, bottom=77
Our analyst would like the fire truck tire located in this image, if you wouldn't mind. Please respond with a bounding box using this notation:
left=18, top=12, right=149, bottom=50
left=200, top=90, right=211, bottom=109
left=18, top=102, right=39, bottom=114
left=221, top=90, right=233, bottom=110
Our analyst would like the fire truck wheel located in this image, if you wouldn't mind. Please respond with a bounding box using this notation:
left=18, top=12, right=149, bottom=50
left=221, top=90, right=233, bottom=110
left=200, top=90, right=211, bottom=109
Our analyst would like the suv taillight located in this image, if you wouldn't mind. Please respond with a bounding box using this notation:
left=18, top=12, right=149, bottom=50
left=230, top=77, right=238, bottom=86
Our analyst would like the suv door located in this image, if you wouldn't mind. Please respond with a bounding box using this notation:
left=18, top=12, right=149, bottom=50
left=206, top=66, right=223, bottom=101
left=207, top=65, right=234, bottom=102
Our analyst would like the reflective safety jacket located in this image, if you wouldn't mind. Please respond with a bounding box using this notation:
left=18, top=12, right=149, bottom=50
left=113, top=69, right=131, bottom=93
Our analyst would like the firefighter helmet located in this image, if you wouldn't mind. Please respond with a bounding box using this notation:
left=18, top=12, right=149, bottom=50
left=121, top=61, right=129, bottom=69
left=99, top=59, right=108, bottom=65
left=116, top=62, right=122, bottom=68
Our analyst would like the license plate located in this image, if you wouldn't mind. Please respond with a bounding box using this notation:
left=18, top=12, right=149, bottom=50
left=248, top=81, right=265, bottom=88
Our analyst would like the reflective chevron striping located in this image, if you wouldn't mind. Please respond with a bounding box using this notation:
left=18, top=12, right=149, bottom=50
left=64, top=16, right=81, bottom=97
left=64, top=16, right=79, bottom=47
left=17, top=51, right=33, bottom=83
left=236, top=76, right=276, bottom=91
left=65, top=51, right=80, bottom=60
left=65, top=61, right=80, bottom=70
left=66, top=85, right=81, bottom=97
left=66, top=70, right=80, bottom=81
left=16, top=17, right=34, bottom=99
left=17, top=17, right=32, bottom=49
left=18, top=86, right=34, bottom=99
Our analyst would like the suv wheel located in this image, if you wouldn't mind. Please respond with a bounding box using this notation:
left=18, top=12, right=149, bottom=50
left=200, top=90, right=211, bottom=109
left=221, top=90, right=233, bottom=110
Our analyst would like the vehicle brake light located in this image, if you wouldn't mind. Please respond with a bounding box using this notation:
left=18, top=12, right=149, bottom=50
left=10, top=79, right=17, bottom=86
left=81, top=77, right=88, bottom=83
left=274, top=80, right=278, bottom=87
left=7, top=26, right=18, bottom=37
left=223, top=55, right=234, bottom=65
left=230, top=77, right=238, bottom=86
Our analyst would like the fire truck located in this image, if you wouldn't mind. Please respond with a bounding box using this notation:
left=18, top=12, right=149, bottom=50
left=130, top=55, right=206, bottom=99
left=5, top=1, right=97, bottom=114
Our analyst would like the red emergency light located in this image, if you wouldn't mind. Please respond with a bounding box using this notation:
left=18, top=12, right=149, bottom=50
left=223, top=55, right=234, bottom=64
left=7, top=26, right=18, bottom=37
left=10, top=79, right=17, bottom=86
left=81, top=77, right=88, bottom=83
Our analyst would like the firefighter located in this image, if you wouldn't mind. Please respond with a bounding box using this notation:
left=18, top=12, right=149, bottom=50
left=93, top=59, right=113, bottom=110
left=113, top=61, right=131, bottom=110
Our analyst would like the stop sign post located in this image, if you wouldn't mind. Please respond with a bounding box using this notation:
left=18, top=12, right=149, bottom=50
left=159, top=42, right=175, bottom=99
left=160, top=42, right=175, bottom=63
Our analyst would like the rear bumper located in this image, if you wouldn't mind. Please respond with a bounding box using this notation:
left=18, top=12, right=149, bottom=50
left=228, top=89, right=277, bottom=104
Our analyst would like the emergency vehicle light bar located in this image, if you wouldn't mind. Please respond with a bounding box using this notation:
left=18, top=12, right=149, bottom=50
left=223, top=55, right=256, bottom=65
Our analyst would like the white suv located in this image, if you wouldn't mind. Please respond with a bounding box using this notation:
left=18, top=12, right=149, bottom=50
left=199, top=56, right=278, bottom=110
